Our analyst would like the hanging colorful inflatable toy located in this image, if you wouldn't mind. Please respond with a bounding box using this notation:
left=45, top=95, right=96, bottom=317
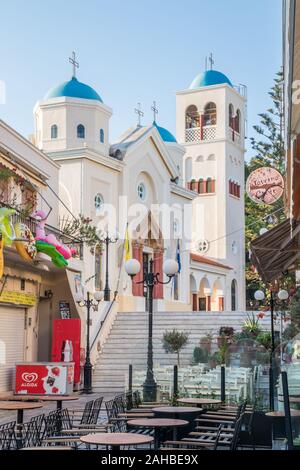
left=34, top=210, right=76, bottom=268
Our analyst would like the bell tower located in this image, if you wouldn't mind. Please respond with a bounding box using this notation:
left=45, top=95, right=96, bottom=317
left=176, top=67, right=247, bottom=310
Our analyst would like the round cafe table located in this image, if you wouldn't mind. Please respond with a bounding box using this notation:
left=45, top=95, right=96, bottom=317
left=80, top=432, right=154, bottom=451
left=266, top=410, right=300, bottom=443
left=266, top=410, right=300, bottom=418
left=0, top=394, right=79, bottom=410
left=152, top=406, right=202, bottom=438
left=0, top=401, right=44, bottom=448
left=0, top=401, right=44, bottom=425
left=127, top=418, right=188, bottom=449
left=177, top=398, right=222, bottom=408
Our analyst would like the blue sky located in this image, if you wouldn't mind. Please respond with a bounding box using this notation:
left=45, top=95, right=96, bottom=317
left=0, top=0, right=282, bottom=157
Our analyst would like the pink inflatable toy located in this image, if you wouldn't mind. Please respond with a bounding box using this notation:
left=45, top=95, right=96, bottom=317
left=34, top=210, right=77, bottom=260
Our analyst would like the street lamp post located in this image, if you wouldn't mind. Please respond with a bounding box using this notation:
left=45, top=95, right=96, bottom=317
left=102, top=231, right=118, bottom=301
left=75, top=290, right=104, bottom=394
left=125, top=257, right=178, bottom=402
left=254, top=288, right=289, bottom=411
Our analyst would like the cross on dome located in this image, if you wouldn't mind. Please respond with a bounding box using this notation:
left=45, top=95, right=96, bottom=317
left=69, top=51, right=79, bottom=79
left=209, top=53, right=215, bottom=70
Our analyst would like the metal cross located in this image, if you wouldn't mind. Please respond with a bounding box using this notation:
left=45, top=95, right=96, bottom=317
left=134, top=102, right=144, bottom=127
left=151, top=100, right=158, bottom=122
left=69, top=51, right=79, bottom=78
left=209, top=53, right=214, bottom=70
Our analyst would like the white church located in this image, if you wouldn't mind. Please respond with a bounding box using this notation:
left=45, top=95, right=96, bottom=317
left=32, top=55, right=246, bottom=314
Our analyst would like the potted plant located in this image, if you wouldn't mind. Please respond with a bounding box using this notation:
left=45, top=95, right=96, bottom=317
left=193, top=346, right=209, bottom=364
left=208, top=351, right=220, bottom=369
left=217, top=326, right=235, bottom=348
left=162, top=330, right=189, bottom=367
left=200, top=334, right=213, bottom=353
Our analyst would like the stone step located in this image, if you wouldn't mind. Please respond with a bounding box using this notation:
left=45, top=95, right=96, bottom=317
left=92, top=310, right=271, bottom=395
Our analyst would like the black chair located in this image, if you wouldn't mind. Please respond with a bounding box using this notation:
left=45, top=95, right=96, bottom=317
left=88, top=397, right=103, bottom=426
left=21, top=414, right=45, bottom=448
left=0, top=421, right=17, bottom=450
left=161, top=425, right=224, bottom=451
left=69, top=400, right=94, bottom=426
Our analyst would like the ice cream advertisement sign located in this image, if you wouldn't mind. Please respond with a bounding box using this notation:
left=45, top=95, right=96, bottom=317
left=15, top=363, right=74, bottom=395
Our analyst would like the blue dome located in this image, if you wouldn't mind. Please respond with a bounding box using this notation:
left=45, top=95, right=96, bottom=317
left=189, top=69, right=233, bottom=89
left=153, top=121, right=177, bottom=143
left=45, top=77, right=103, bottom=102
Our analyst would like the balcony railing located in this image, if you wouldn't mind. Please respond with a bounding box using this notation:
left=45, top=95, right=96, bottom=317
left=1, top=203, right=83, bottom=259
left=185, top=125, right=217, bottom=143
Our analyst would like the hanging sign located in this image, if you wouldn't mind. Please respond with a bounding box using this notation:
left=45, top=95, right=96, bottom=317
left=246, top=167, right=284, bottom=205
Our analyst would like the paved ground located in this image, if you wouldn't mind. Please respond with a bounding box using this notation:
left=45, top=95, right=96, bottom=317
left=0, top=392, right=110, bottom=425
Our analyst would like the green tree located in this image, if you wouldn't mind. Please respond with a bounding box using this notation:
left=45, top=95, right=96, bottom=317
left=162, top=330, right=189, bottom=367
left=245, top=70, right=289, bottom=300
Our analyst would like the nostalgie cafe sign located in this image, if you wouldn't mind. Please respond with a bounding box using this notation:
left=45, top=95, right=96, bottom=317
left=246, top=167, right=284, bottom=205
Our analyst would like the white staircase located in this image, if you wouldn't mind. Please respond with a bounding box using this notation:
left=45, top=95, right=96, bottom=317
left=92, top=310, right=271, bottom=397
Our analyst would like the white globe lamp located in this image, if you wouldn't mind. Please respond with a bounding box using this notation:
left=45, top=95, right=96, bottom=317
left=94, top=290, right=104, bottom=302
left=278, top=289, right=289, bottom=301
left=163, top=259, right=179, bottom=277
left=254, top=290, right=265, bottom=301
left=125, top=259, right=141, bottom=277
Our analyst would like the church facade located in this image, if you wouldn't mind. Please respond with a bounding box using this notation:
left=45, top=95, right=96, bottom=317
left=32, top=59, right=246, bottom=313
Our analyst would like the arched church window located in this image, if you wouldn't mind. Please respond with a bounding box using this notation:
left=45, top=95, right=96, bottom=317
left=94, top=244, right=103, bottom=291
left=77, top=124, right=85, bottom=139
left=137, top=182, right=146, bottom=201
left=231, top=279, right=237, bottom=311
left=235, top=109, right=241, bottom=134
left=185, top=105, right=200, bottom=129
left=207, top=177, right=213, bottom=193
left=198, top=178, right=205, bottom=194
left=229, top=104, right=234, bottom=129
left=100, top=128, right=104, bottom=143
left=94, top=193, right=104, bottom=214
left=51, top=124, right=58, bottom=139
left=204, top=102, right=217, bottom=126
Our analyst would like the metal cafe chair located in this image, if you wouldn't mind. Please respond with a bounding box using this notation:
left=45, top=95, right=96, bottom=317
left=19, top=414, right=46, bottom=449
left=0, top=421, right=17, bottom=450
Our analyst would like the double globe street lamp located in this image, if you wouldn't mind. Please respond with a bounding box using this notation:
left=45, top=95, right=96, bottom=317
left=125, top=257, right=179, bottom=402
left=254, top=288, right=289, bottom=410
left=75, top=289, right=104, bottom=394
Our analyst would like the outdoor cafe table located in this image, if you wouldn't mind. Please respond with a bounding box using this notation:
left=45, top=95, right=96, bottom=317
left=177, top=398, right=222, bottom=409
left=152, top=406, right=202, bottom=437
left=266, top=410, right=300, bottom=418
left=0, top=393, right=79, bottom=410
left=80, top=432, right=154, bottom=451
left=127, top=418, right=189, bottom=449
left=266, top=410, right=300, bottom=442
left=0, top=401, right=44, bottom=447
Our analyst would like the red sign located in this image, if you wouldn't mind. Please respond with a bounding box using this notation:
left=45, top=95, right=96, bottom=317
left=15, top=363, right=74, bottom=395
left=246, top=167, right=284, bottom=205
left=51, top=319, right=81, bottom=384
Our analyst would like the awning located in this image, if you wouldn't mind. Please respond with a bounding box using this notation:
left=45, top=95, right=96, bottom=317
left=0, top=153, right=47, bottom=189
left=250, top=218, right=300, bottom=283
